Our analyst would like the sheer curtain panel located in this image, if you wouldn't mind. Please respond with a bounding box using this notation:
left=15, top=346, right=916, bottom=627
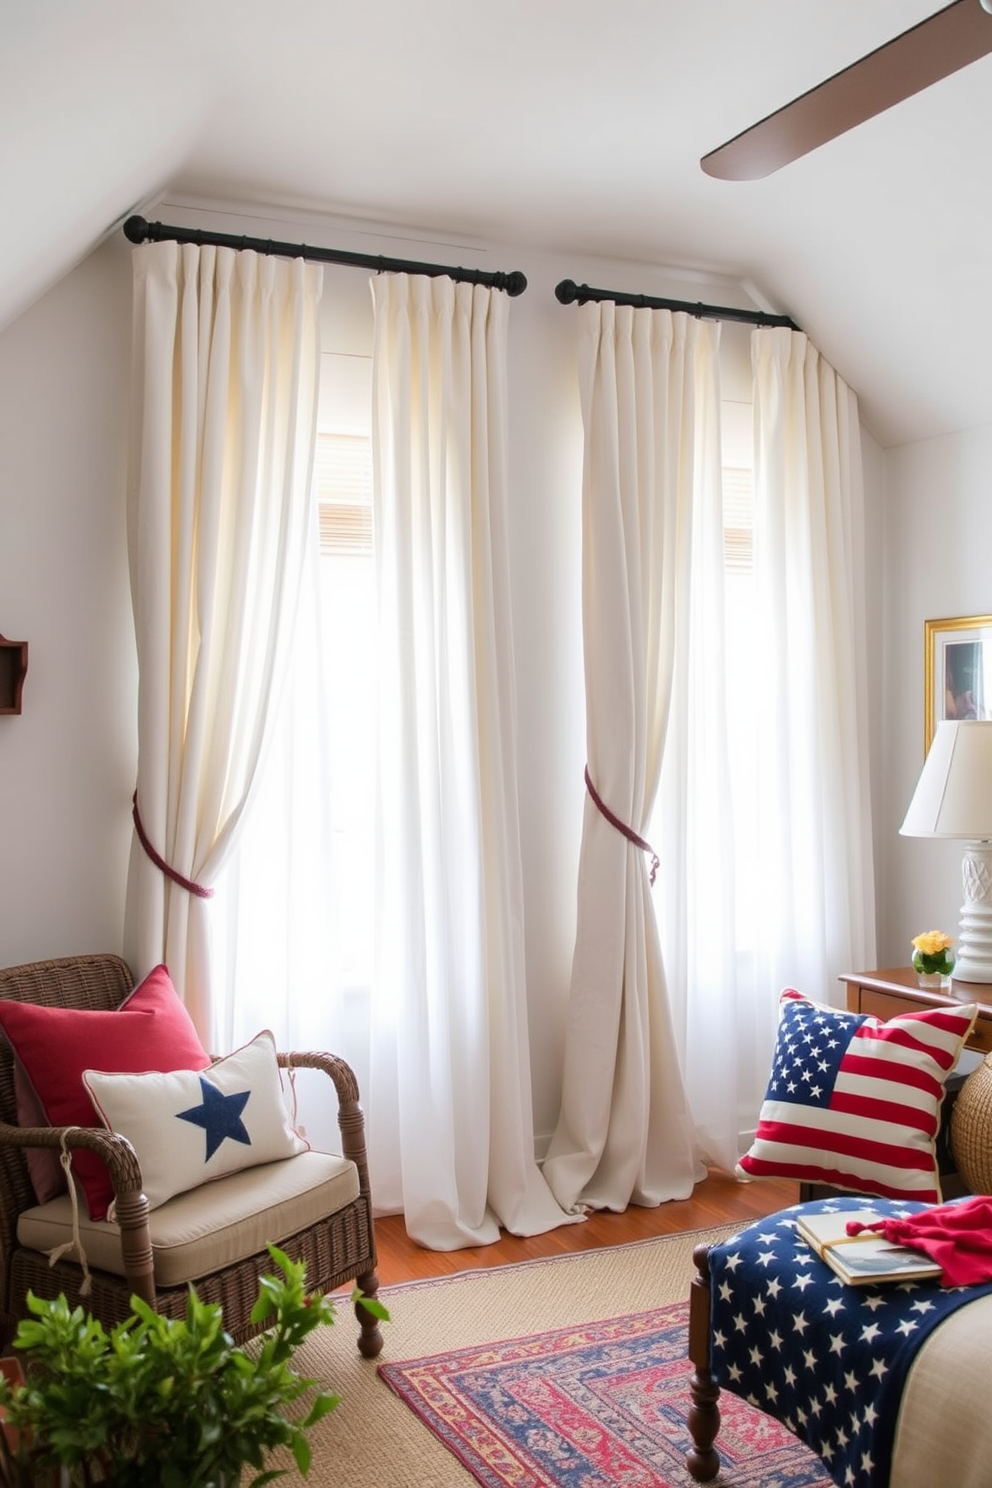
left=124, top=241, right=323, bottom=1043
left=649, top=326, right=876, bottom=1175
left=650, top=318, right=743, bottom=1177
left=543, top=303, right=711, bottom=1214
left=370, top=273, right=577, bottom=1247
left=749, top=328, right=876, bottom=1001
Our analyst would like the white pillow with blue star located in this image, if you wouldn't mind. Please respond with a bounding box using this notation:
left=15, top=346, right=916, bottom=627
left=83, top=1031, right=310, bottom=1213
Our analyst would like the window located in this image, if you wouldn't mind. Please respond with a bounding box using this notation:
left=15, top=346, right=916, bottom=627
left=207, top=356, right=377, bottom=1082
left=722, top=464, right=753, bottom=575
left=315, top=430, right=375, bottom=993
left=316, top=432, right=373, bottom=557
left=723, top=460, right=757, bottom=940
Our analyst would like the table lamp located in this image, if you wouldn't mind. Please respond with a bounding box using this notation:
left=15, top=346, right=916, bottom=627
left=900, top=719, right=992, bottom=982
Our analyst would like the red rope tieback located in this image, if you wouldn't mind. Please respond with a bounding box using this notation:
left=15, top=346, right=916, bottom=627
left=584, top=766, right=660, bottom=886
left=131, top=791, right=214, bottom=899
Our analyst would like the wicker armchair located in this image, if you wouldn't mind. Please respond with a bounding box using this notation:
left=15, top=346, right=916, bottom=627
left=0, top=953, right=382, bottom=1356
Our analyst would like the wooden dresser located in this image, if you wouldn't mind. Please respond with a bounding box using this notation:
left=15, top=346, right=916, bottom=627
left=840, top=966, right=992, bottom=1055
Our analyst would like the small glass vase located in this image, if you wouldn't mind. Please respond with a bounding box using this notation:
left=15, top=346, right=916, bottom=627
left=912, top=948, right=955, bottom=988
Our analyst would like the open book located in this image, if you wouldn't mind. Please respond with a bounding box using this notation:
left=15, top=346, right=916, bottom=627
left=796, top=1208, right=942, bottom=1286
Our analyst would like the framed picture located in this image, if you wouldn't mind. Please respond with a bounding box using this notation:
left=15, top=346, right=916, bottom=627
left=925, top=614, right=992, bottom=754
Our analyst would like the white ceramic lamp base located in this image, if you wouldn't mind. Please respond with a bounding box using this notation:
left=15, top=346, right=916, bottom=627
left=953, top=841, right=992, bottom=983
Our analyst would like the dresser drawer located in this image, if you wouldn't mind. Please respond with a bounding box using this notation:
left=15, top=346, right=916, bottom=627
left=857, top=988, right=992, bottom=1054
left=960, top=1017, right=992, bottom=1056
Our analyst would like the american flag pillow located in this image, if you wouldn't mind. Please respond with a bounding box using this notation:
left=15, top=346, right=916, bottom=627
left=737, top=988, right=978, bottom=1202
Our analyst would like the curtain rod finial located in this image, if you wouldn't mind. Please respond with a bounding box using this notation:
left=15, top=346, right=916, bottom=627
left=555, top=279, right=581, bottom=305
left=123, top=216, right=150, bottom=244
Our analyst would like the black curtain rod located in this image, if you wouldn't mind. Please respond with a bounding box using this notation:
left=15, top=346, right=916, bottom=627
left=123, top=216, right=528, bottom=297
left=555, top=278, right=800, bottom=331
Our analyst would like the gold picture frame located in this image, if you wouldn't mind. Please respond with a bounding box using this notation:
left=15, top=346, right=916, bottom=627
left=924, top=613, right=992, bottom=754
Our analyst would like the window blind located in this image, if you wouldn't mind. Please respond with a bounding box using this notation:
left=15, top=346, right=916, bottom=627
left=316, top=432, right=373, bottom=556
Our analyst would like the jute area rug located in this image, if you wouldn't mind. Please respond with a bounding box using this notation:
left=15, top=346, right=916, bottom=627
left=288, top=1225, right=829, bottom=1488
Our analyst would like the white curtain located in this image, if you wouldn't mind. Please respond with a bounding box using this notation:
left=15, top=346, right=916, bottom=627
left=654, top=328, right=876, bottom=1174
left=369, top=273, right=578, bottom=1247
left=544, top=311, right=875, bottom=1205
left=124, top=241, right=323, bottom=1044
left=543, top=303, right=714, bottom=1213
left=652, top=320, right=743, bottom=1177
left=205, top=534, right=345, bottom=1072
left=749, top=327, right=875, bottom=1001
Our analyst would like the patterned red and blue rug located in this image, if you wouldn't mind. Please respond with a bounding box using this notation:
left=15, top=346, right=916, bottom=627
left=379, top=1300, right=833, bottom=1488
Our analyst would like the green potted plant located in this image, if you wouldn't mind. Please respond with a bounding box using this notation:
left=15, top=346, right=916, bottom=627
left=911, top=928, right=956, bottom=986
left=0, top=1244, right=387, bottom=1487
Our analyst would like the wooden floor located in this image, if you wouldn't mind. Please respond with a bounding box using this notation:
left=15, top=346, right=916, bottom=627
left=371, top=1170, right=799, bottom=1285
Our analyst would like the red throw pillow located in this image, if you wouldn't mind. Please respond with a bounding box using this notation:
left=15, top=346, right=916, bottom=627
left=0, top=964, right=210, bottom=1220
left=14, top=1063, right=67, bottom=1204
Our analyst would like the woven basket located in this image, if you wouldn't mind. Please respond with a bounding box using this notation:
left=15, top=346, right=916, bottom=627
left=950, top=1053, right=992, bottom=1193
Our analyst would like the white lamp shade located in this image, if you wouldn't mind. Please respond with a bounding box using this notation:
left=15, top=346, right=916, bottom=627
left=900, top=720, right=992, bottom=840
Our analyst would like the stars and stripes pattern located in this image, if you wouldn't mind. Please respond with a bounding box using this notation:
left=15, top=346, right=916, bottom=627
left=737, top=990, right=977, bottom=1202
left=708, top=1197, right=992, bottom=1488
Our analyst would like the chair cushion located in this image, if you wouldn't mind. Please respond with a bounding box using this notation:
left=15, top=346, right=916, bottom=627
left=83, top=1031, right=309, bottom=1213
left=0, top=965, right=210, bottom=1218
left=737, top=987, right=978, bottom=1202
left=17, top=1151, right=359, bottom=1288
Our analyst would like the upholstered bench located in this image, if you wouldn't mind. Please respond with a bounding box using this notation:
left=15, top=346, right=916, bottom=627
left=686, top=1197, right=992, bottom=1488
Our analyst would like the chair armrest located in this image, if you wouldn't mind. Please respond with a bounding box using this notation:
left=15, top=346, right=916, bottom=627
left=277, top=1050, right=360, bottom=1102
left=0, top=1118, right=145, bottom=1192
left=276, top=1051, right=372, bottom=1198
left=0, top=1121, right=154, bottom=1304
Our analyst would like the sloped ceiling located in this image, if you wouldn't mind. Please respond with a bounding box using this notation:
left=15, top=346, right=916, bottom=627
left=3, top=0, right=990, bottom=447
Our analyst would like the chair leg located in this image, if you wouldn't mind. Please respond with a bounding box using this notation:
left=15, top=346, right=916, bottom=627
left=354, top=1267, right=384, bottom=1358
left=686, top=1242, right=721, bottom=1483
left=115, top=1187, right=156, bottom=1306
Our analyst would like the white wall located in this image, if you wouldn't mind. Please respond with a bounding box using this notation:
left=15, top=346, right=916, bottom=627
left=0, top=231, right=136, bottom=966
left=0, top=199, right=889, bottom=1145
left=879, top=424, right=992, bottom=965
left=861, top=424, right=887, bottom=958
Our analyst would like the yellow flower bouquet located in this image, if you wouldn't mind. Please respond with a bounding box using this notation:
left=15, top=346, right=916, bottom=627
left=911, top=930, right=955, bottom=979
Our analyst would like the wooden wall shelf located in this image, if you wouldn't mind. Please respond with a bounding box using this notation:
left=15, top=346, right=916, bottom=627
left=0, top=635, right=28, bottom=714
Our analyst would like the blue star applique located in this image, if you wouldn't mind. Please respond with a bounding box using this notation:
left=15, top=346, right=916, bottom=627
left=177, top=1078, right=251, bottom=1162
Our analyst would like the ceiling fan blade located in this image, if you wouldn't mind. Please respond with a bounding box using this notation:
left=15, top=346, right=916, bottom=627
left=702, top=0, right=992, bottom=181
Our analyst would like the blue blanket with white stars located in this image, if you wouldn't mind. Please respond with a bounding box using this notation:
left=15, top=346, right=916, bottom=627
left=708, top=1197, right=992, bottom=1488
